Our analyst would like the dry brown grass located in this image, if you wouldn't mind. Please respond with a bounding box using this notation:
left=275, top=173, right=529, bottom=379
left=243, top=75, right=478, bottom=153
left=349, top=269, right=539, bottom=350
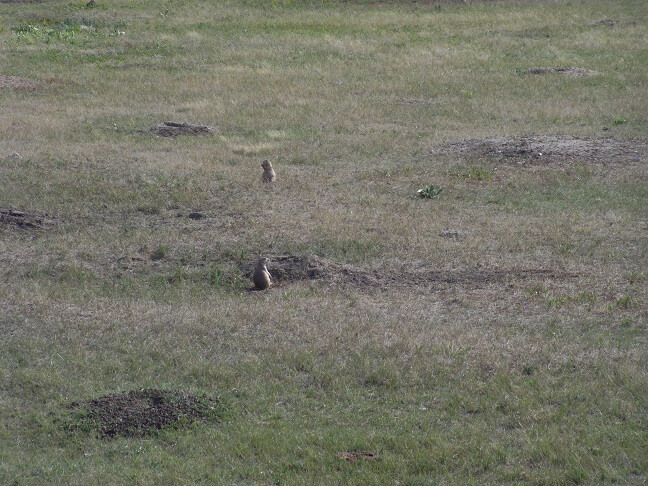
left=1, top=0, right=646, bottom=483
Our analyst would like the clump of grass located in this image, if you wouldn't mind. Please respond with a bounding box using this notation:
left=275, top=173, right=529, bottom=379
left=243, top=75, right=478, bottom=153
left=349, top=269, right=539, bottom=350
left=416, top=184, right=444, bottom=199
left=547, top=295, right=569, bottom=308
left=526, top=284, right=548, bottom=297
left=608, top=295, right=632, bottom=312
left=613, top=118, right=627, bottom=126
left=577, top=291, right=596, bottom=310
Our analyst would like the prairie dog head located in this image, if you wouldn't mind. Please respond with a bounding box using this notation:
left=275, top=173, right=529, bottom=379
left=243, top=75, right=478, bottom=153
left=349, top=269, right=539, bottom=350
left=257, top=257, right=270, bottom=269
left=261, top=160, right=273, bottom=170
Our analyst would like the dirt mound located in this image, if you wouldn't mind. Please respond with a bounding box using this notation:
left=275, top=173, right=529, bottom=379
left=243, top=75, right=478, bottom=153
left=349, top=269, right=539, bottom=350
left=71, top=389, right=220, bottom=438
left=526, top=67, right=599, bottom=77
left=0, top=208, right=57, bottom=230
left=147, top=121, right=212, bottom=137
left=242, top=255, right=574, bottom=291
left=431, top=136, right=648, bottom=165
left=242, top=255, right=379, bottom=287
left=0, top=74, right=40, bottom=90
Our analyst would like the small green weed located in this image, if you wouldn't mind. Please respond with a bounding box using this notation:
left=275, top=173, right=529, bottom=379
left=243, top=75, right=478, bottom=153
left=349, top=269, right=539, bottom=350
left=416, top=184, right=444, bottom=199
left=577, top=291, right=596, bottom=310
left=608, top=295, right=632, bottom=312
left=555, top=240, right=575, bottom=255
left=613, top=118, right=627, bottom=126
left=547, top=295, right=569, bottom=308
left=522, top=364, right=537, bottom=376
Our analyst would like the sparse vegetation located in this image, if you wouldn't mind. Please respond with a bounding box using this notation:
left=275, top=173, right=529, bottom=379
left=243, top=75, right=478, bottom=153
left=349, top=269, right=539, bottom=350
left=1, top=0, right=646, bottom=483
left=449, top=165, right=495, bottom=181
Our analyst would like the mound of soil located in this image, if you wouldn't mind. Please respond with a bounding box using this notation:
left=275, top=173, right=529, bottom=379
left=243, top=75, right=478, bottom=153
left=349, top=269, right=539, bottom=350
left=73, top=389, right=220, bottom=438
left=0, top=208, right=57, bottom=230
left=242, top=255, right=574, bottom=291
left=0, top=74, right=40, bottom=91
left=525, top=67, right=599, bottom=77
left=336, top=451, right=378, bottom=462
left=147, top=121, right=212, bottom=137
left=431, top=136, right=648, bottom=165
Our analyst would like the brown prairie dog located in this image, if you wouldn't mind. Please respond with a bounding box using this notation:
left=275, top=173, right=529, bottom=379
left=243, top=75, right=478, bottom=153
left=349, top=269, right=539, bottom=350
left=252, top=257, right=272, bottom=290
left=261, top=160, right=276, bottom=183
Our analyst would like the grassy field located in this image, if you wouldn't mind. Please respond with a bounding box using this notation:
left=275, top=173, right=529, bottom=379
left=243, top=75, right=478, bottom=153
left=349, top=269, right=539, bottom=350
left=1, top=0, right=647, bottom=483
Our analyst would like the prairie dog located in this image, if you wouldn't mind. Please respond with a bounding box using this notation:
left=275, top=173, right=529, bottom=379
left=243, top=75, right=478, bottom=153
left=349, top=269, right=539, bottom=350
left=261, top=160, right=276, bottom=183
left=252, top=257, right=272, bottom=290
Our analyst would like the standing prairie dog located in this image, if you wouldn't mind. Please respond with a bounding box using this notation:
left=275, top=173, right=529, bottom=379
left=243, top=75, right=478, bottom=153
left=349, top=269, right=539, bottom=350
left=261, top=160, right=276, bottom=183
left=252, top=257, right=272, bottom=290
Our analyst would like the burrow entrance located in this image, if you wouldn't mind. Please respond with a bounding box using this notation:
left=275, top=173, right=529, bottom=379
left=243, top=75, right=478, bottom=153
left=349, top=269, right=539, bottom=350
left=146, top=121, right=213, bottom=137
left=0, top=208, right=57, bottom=230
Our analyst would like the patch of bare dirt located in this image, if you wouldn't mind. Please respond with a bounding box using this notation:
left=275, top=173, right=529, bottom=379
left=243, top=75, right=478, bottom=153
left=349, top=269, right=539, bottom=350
left=593, top=19, right=617, bottom=27
left=241, top=255, right=574, bottom=291
left=0, top=74, right=40, bottom=91
left=431, top=136, right=648, bottom=166
left=525, top=67, right=599, bottom=77
left=590, top=19, right=640, bottom=28
left=70, top=389, right=220, bottom=438
left=336, top=451, right=379, bottom=462
left=0, top=208, right=57, bottom=230
left=146, top=121, right=212, bottom=137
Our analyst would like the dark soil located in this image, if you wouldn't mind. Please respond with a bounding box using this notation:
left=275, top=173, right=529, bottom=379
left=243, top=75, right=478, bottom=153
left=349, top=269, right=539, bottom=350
left=0, top=208, right=57, bottom=230
left=525, top=67, right=599, bottom=77
left=431, top=136, right=648, bottom=166
left=336, top=451, right=379, bottom=462
left=71, top=389, right=220, bottom=438
left=241, top=255, right=574, bottom=291
left=187, top=211, right=206, bottom=220
left=0, top=74, right=40, bottom=90
left=147, top=121, right=212, bottom=137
